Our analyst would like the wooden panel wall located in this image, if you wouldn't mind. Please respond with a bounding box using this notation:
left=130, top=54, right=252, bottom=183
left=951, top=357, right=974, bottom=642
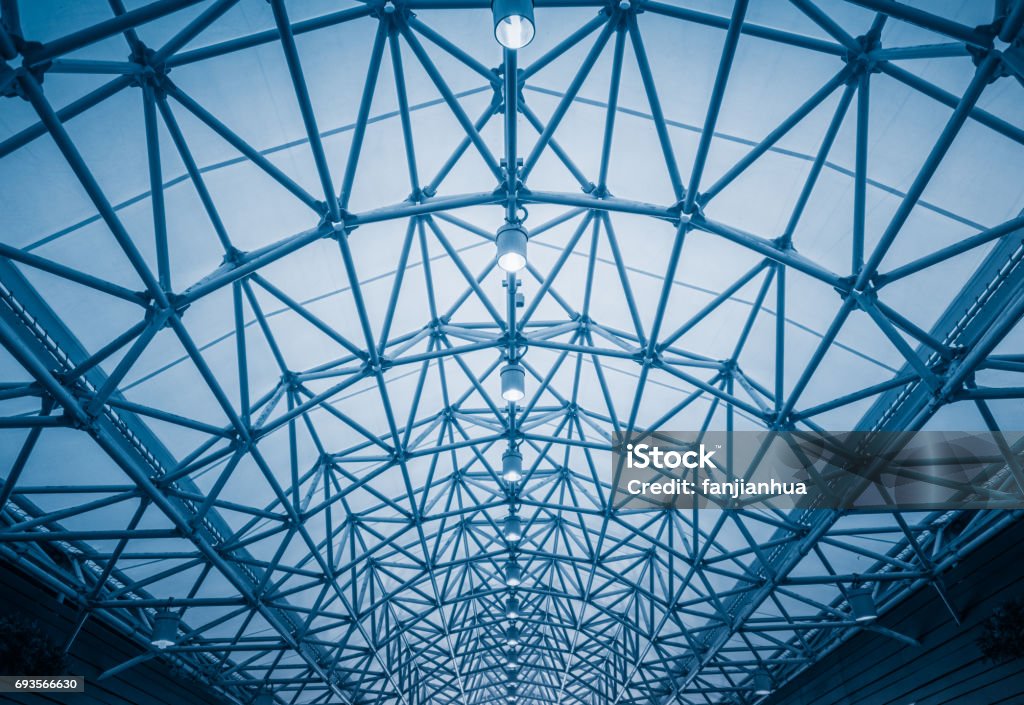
left=0, top=559, right=228, bottom=705
left=765, top=518, right=1024, bottom=705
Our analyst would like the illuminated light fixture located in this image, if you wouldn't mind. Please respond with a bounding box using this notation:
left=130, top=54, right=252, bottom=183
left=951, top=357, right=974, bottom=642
left=848, top=585, right=878, bottom=622
left=507, top=684, right=519, bottom=697
left=504, top=650, right=519, bottom=668
left=503, top=512, right=523, bottom=542
left=505, top=596, right=522, bottom=620
left=504, top=560, right=522, bottom=587
left=502, top=448, right=523, bottom=482
left=151, top=608, right=179, bottom=649
left=753, top=671, right=772, bottom=696
left=496, top=222, right=528, bottom=272
left=501, top=362, right=526, bottom=402
left=505, top=624, right=521, bottom=647
left=491, top=0, right=535, bottom=50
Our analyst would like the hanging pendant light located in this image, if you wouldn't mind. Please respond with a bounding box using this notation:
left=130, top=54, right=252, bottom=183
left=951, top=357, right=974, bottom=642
left=496, top=222, right=529, bottom=272
left=504, top=560, right=522, bottom=587
left=848, top=585, right=877, bottom=622
left=491, top=0, right=535, bottom=50
left=501, top=362, right=526, bottom=402
left=502, top=511, right=523, bottom=542
left=505, top=595, right=522, bottom=620
left=151, top=608, right=179, bottom=649
left=502, top=448, right=523, bottom=482
left=504, top=624, right=521, bottom=646
left=753, top=671, right=772, bottom=695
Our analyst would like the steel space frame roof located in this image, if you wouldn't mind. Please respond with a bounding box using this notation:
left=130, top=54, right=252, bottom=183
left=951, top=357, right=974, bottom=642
left=1, top=1, right=1024, bottom=705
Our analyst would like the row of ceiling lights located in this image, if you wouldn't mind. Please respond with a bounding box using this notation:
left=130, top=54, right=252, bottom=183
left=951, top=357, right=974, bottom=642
left=496, top=208, right=529, bottom=700
left=495, top=2, right=533, bottom=690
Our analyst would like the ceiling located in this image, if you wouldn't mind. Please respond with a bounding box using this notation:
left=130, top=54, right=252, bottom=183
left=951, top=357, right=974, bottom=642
left=1, top=1, right=1023, bottom=704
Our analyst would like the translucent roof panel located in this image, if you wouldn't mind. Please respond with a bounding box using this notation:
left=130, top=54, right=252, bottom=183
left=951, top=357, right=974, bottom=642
left=1, top=1, right=1023, bottom=704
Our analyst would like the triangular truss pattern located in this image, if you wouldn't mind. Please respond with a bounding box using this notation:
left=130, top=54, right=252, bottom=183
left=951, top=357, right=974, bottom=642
left=1, top=1, right=1023, bottom=704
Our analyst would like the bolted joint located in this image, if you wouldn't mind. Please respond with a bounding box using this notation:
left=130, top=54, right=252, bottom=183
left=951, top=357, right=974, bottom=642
left=672, top=192, right=701, bottom=220
left=12, top=37, right=49, bottom=70
left=362, top=355, right=392, bottom=376
left=129, top=45, right=170, bottom=87
left=143, top=300, right=177, bottom=328
left=634, top=348, right=661, bottom=368
left=848, top=286, right=879, bottom=312
left=3, top=58, right=48, bottom=101
left=502, top=330, right=526, bottom=355
left=966, top=45, right=1007, bottom=84
left=834, top=275, right=856, bottom=299
left=281, top=371, right=300, bottom=390
left=221, top=247, right=246, bottom=266
left=324, top=220, right=353, bottom=246
left=844, top=33, right=881, bottom=74
left=770, top=234, right=795, bottom=251
left=845, top=53, right=877, bottom=79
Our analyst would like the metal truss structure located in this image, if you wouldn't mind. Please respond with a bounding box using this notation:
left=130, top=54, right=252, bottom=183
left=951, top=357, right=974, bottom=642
left=1, top=1, right=1023, bottom=704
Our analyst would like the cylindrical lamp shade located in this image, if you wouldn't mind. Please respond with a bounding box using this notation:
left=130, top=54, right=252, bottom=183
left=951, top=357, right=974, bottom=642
left=496, top=223, right=528, bottom=272
left=848, top=586, right=877, bottom=622
left=507, top=684, right=519, bottom=697
left=151, top=609, right=179, bottom=649
left=505, top=596, right=522, bottom=620
left=504, top=561, right=522, bottom=587
left=502, top=448, right=523, bottom=482
left=491, top=0, right=535, bottom=50
left=753, top=671, right=772, bottom=695
left=503, top=513, right=523, bottom=542
left=505, top=624, right=521, bottom=646
left=504, top=650, right=519, bottom=667
left=501, top=363, right=526, bottom=402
